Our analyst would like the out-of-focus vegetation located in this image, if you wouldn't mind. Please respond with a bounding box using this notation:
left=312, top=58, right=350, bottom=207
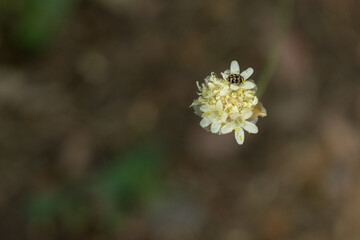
left=27, top=143, right=164, bottom=237
left=0, top=0, right=76, bottom=51
left=0, top=0, right=359, bottom=239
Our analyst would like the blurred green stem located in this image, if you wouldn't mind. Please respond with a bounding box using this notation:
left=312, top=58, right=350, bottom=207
left=256, top=0, right=294, bottom=98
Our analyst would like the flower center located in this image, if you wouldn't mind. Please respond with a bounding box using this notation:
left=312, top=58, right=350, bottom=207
left=224, top=89, right=255, bottom=112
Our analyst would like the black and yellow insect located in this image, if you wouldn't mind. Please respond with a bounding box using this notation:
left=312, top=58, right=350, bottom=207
left=227, top=74, right=244, bottom=84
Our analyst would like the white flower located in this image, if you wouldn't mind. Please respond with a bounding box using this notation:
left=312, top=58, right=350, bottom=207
left=221, top=109, right=258, bottom=145
left=190, top=60, right=267, bottom=145
left=199, top=100, right=228, bottom=133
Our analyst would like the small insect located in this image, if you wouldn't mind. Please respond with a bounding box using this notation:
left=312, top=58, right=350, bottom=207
left=227, top=74, right=244, bottom=84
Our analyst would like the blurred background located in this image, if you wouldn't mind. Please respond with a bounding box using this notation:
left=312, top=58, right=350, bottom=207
left=0, top=0, right=359, bottom=239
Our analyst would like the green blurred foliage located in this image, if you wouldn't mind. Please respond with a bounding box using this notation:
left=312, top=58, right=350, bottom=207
left=0, top=0, right=76, bottom=51
left=28, top=143, right=164, bottom=233
left=92, top=143, right=164, bottom=229
left=28, top=189, right=88, bottom=231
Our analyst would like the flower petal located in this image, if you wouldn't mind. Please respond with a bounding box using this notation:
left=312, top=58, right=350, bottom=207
left=241, top=81, right=256, bottom=89
left=247, top=80, right=257, bottom=92
left=241, top=109, right=253, bottom=120
left=193, top=107, right=202, bottom=117
left=252, top=96, right=259, bottom=105
left=230, top=60, right=240, bottom=74
left=204, top=76, right=210, bottom=83
left=220, top=85, right=229, bottom=96
left=200, top=105, right=210, bottom=112
left=250, top=117, right=258, bottom=124
left=211, top=121, right=221, bottom=133
left=229, top=105, right=239, bottom=113
left=196, top=81, right=201, bottom=91
left=220, top=112, right=228, bottom=122
left=243, top=121, right=258, bottom=134
left=200, top=117, right=211, bottom=128
left=221, top=123, right=235, bottom=134
left=230, top=84, right=239, bottom=90
left=230, top=112, right=241, bottom=120
left=221, top=72, right=229, bottom=80
left=216, top=100, right=223, bottom=110
left=235, top=127, right=245, bottom=145
left=208, top=82, right=215, bottom=89
left=240, top=67, right=254, bottom=80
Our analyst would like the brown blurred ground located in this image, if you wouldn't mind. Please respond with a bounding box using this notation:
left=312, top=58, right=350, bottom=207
left=0, top=0, right=360, bottom=239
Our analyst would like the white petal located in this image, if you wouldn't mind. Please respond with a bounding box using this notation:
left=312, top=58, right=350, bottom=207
left=221, top=123, right=235, bottom=134
left=200, top=105, right=210, bottom=112
left=208, top=82, right=215, bottom=89
left=261, top=105, right=267, bottom=117
left=220, top=112, right=228, bottom=122
left=247, top=79, right=257, bottom=92
left=230, top=112, right=241, bottom=120
left=204, top=76, right=210, bottom=83
left=216, top=100, right=223, bottom=110
left=241, top=110, right=253, bottom=120
left=243, top=121, right=258, bottom=134
left=211, top=121, right=221, bottom=133
left=252, top=96, right=259, bottom=105
left=241, top=81, right=256, bottom=89
left=200, top=117, right=211, bottom=128
left=221, top=72, right=229, bottom=80
left=240, top=67, right=254, bottom=80
left=230, top=84, right=239, bottom=90
left=235, top=127, right=245, bottom=145
left=230, top=60, right=240, bottom=74
left=220, top=85, right=229, bottom=96
left=230, top=105, right=239, bottom=113
left=196, top=81, right=201, bottom=91
left=193, top=106, right=202, bottom=116
left=250, top=117, right=258, bottom=124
